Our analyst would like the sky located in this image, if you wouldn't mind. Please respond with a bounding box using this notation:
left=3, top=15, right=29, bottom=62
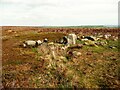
left=0, top=0, right=119, bottom=26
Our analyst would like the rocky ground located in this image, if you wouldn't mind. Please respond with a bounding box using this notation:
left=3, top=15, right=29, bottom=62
left=1, top=26, right=120, bottom=88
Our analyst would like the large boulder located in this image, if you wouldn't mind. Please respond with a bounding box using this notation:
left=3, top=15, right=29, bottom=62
left=67, top=33, right=77, bottom=45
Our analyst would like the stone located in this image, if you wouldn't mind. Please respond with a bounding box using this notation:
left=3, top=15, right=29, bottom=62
left=67, top=33, right=77, bottom=45
left=23, top=40, right=42, bottom=48
left=113, top=37, right=118, bottom=41
left=62, top=36, right=68, bottom=44
left=7, top=30, right=13, bottom=33
left=14, top=34, right=19, bottom=37
left=68, top=44, right=83, bottom=49
left=73, top=51, right=82, bottom=56
left=43, top=38, right=48, bottom=42
left=104, top=34, right=111, bottom=39
left=84, top=36, right=98, bottom=41
left=48, top=42, right=54, bottom=45
left=84, top=40, right=98, bottom=47
left=81, top=38, right=89, bottom=41
left=109, top=46, right=116, bottom=49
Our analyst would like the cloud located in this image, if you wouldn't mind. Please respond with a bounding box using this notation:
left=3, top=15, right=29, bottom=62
left=0, top=0, right=59, bottom=6
left=0, top=0, right=119, bottom=26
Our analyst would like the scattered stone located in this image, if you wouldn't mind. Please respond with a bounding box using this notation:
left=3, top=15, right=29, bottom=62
left=61, top=46, right=68, bottom=50
left=82, top=36, right=98, bottom=41
left=14, top=34, right=19, bottom=37
left=96, top=41, right=107, bottom=46
left=97, top=35, right=104, bottom=38
left=61, top=36, right=68, bottom=45
left=59, top=56, right=66, bottom=60
left=109, top=46, right=116, bottom=49
left=113, top=36, right=118, bottom=41
left=84, top=40, right=98, bottom=47
left=67, top=33, right=77, bottom=45
left=84, top=36, right=96, bottom=41
left=68, top=44, right=83, bottom=49
left=2, top=36, right=9, bottom=40
left=104, top=33, right=111, bottom=39
left=73, top=51, right=82, bottom=56
left=48, top=42, right=54, bottom=45
left=7, top=30, right=13, bottom=33
left=23, top=40, right=42, bottom=48
left=43, top=38, right=48, bottom=43
left=77, top=36, right=81, bottom=40
left=81, top=38, right=89, bottom=41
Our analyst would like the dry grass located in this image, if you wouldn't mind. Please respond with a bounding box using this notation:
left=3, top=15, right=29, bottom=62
left=2, top=26, right=120, bottom=88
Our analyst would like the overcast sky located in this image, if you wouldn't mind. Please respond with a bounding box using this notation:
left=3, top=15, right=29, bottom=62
left=0, top=0, right=119, bottom=26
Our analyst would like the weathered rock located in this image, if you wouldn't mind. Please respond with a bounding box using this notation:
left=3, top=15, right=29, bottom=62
left=109, top=46, right=116, bottom=49
left=84, top=40, right=98, bottom=47
left=81, top=38, right=89, bottom=41
left=7, top=30, right=13, bottom=33
left=104, top=34, right=111, bottom=39
left=84, top=36, right=96, bottom=41
left=68, top=44, right=83, bottom=49
left=43, top=38, right=48, bottom=43
left=96, top=41, right=107, bottom=46
left=113, top=36, right=118, bottom=41
left=61, top=46, right=68, bottom=50
left=73, top=51, right=82, bottom=56
left=23, top=40, right=42, bottom=47
left=67, top=33, right=77, bottom=45
left=48, top=42, right=54, bottom=45
left=97, top=35, right=104, bottom=38
left=61, top=36, right=68, bottom=44
left=14, top=34, right=19, bottom=37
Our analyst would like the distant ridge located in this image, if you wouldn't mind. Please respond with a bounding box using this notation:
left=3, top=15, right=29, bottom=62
left=2, top=25, right=118, bottom=28
left=39, top=25, right=118, bottom=28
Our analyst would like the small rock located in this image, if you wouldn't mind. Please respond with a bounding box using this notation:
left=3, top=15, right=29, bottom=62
left=109, top=46, right=116, bottom=49
left=8, top=30, right=13, bottom=33
left=73, top=51, right=82, bottom=56
left=15, top=34, right=19, bottom=37
left=68, top=44, right=83, bottom=49
left=48, top=42, right=54, bottom=45
left=59, top=56, right=66, bottom=60
left=76, top=52, right=82, bottom=56
left=84, top=40, right=98, bottom=47
left=82, top=36, right=98, bottom=41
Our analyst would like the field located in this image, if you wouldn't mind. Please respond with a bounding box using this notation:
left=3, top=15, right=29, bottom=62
left=1, top=26, right=120, bottom=88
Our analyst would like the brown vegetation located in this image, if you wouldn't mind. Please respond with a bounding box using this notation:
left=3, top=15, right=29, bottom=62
left=2, top=26, right=120, bottom=88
